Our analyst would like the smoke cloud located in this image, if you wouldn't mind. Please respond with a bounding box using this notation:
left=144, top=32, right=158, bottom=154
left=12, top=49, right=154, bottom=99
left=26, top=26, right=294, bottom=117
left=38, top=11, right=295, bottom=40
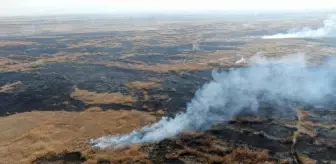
left=262, top=15, right=336, bottom=39
left=89, top=54, right=336, bottom=149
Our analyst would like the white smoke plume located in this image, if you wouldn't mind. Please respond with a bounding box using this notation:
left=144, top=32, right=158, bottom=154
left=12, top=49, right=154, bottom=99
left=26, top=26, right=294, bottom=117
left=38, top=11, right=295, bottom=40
left=89, top=54, right=336, bottom=149
left=262, top=15, right=336, bottom=39
left=192, top=42, right=200, bottom=51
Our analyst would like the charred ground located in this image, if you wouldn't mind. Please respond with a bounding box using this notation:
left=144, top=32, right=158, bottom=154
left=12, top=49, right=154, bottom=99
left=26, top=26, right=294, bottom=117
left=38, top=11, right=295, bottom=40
left=0, top=13, right=336, bottom=163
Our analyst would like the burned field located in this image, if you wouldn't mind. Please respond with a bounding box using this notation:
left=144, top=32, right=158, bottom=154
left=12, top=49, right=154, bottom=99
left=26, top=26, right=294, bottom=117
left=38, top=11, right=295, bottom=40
left=1, top=14, right=336, bottom=164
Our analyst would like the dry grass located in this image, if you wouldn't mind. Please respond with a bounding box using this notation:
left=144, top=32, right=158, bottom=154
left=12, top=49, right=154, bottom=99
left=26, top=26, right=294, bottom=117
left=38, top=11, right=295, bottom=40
left=0, top=81, right=23, bottom=93
left=296, top=109, right=317, bottom=137
left=71, top=88, right=135, bottom=106
left=236, top=39, right=335, bottom=62
left=0, top=109, right=156, bottom=163
left=296, top=108, right=312, bottom=121
left=105, top=61, right=213, bottom=73
left=30, top=52, right=96, bottom=67
left=0, top=57, right=18, bottom=65
left=292, top=108, right=319, bottom=149
left=0, top=57, right=36, bottom=72
left=165, top=133, right=275, bottom=164
left=169, top=145, right=274, bottom=164
left=0, top=41, right=37, bottom=47
left=84, top=107, right=103, bottom=112
left=295, top=108, right=336, bottom=129
left=222, top=147, right=273, bottom=164
left=67, top=38, right=123, bottom=48
left=84, top=144, right=152, bottom=163
left=301, top=121, right=336, bottom=129
left=231, top=116, right=264, bottom=123
left=127, top=81, right=160, bottom=90
left=198, top=50, right=240, bottom=65
left=297, top=154, right=317, bottom=164
left=298, top=126, right=318, bottom=138
left=0, top=52, right=96, bottom=72
left=294, top=108, right=336, bottom=140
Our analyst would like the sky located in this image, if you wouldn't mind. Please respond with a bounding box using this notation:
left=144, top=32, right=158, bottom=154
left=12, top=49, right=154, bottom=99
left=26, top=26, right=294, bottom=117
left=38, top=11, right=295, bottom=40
left=1, top=0, right=336, bottom=16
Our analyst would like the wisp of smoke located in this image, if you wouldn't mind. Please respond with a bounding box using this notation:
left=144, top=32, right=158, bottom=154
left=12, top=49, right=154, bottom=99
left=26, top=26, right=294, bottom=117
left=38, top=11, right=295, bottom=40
left=262, top=15, right=336, bottom=39
left=89, top=54, right=336, bottom=149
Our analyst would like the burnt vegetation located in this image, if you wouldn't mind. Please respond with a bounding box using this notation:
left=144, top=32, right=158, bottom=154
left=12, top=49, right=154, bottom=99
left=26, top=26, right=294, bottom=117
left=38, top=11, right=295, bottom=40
left=0, top=14, right=336, bottom=163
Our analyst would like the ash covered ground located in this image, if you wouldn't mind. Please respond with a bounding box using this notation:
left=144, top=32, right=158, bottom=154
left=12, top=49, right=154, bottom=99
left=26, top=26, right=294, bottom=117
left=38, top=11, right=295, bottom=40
left=0, top=12, right=336, bottom=164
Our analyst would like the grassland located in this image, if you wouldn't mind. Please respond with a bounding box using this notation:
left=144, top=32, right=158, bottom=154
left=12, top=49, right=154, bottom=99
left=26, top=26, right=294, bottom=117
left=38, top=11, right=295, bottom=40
left=0, top=109, right=156, bottom=163
left=0, top=12, right=336, bottom=163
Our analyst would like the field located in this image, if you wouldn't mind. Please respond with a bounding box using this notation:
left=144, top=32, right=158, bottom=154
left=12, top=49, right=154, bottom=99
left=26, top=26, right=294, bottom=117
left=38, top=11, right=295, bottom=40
left=0, top=12, right=336, bottom=163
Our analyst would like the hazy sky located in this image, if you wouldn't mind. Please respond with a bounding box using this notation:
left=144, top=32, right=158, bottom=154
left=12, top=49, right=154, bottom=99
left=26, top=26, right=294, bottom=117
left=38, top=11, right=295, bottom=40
left=1, top=0, right=336, bottom=16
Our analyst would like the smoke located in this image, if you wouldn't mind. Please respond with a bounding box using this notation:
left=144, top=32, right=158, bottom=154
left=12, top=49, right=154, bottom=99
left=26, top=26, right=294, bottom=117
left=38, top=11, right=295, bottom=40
left=192, top=42, right=200, bottom=51
left=89, top=54, right=336, bottom=149
left=262, top=15, right=336, bottom=39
